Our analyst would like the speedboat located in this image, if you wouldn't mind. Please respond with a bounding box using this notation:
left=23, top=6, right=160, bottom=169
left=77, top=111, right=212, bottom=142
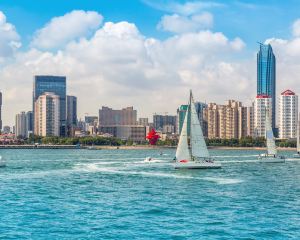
left=144, top=157, right=153, bottom=162
left=293, top=152, right=300, bottom=158
left=0, top=156, right=6, bottom=168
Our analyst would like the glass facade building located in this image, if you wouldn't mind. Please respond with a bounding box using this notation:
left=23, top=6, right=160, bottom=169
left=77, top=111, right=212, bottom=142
left=257, top=43, right=276, bottom=129
left=33, top=76, right=66, bottom=136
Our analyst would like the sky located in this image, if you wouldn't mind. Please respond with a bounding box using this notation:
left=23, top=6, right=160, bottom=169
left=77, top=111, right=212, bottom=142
left=1, top=0, right=300, bottom=126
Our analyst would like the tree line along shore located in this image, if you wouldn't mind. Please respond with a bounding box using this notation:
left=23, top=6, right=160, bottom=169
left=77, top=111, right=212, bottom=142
left=1, top=135, right=297, bottom=149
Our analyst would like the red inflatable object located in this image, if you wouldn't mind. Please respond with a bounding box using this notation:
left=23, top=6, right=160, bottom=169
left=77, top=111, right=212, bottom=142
left=146, top=129, right=160, bottom=145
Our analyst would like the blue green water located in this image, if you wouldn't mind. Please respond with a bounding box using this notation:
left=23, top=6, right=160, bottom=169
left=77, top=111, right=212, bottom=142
left=0, top=149, right=299, bottom=239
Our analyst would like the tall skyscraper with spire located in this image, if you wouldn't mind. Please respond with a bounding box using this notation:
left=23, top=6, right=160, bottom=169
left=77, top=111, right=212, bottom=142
left=257, top=43, right=276, bottom=131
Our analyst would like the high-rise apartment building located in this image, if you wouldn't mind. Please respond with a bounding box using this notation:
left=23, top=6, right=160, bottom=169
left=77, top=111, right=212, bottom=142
left=204, top=100, right=248, bottom=139
left=254, top=95, right=272, bottom=137
left=138, top=118, right=149, bottom=126
left=278, top=90, right=298, bottom=139
left=34, top=92, right=60, bottom=137
left=66, top=96, right=77, bottom=136
left=33, top=76, right=66, bottom=136
left=257, top=43, right=276, bottom=130
left=15, top=112, right=27, bottom=138
left=153, top=114, right=177, bottom=133
left=99, top=107, right=137, bottom=127
left=246, top=104, right=254, bottom=137
left=26, top=111, right=33, bottom=136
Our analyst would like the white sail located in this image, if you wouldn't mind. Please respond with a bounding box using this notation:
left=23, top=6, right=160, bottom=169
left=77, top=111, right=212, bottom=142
left=265, top=110, right=277, bottom=155
left=190, top=93, right=210, bottom=158
left=175, top=105, right=191, bottom=161
left=297, top=122, right=300, bottom=152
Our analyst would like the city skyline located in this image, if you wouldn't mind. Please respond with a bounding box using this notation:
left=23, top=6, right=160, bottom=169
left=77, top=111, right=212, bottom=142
left=2, top=1, right=300, bottom=126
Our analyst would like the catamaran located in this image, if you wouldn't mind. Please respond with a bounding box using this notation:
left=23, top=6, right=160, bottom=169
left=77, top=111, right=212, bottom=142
left=174, top=91, right=221, bottom=169
left=294, top=121, right=300, bottom=158
left=258, top=109, right=285, bottom=163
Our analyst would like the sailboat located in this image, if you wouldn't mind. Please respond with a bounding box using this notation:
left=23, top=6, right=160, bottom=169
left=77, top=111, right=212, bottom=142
left=258, top=109, right=285, bottom=163
left=174, top=91, right=221, bottom=169
left=293, top=121, right=300, bottom=158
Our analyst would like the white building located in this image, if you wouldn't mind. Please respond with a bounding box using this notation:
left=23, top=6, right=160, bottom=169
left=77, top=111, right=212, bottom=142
left=34, top=92, right=60, bottom=137
left=254, top=95, right=272, bottom=137
left=15, top=112, right=27, bottom=138
left=279, top=90, right=298, bottom=139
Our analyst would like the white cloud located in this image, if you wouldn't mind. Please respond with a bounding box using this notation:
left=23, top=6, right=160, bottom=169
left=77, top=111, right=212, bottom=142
left=1, top=18, right=251, bottom=125
left=292, top=19, right=300, bottom=37
left=158, top=12, right=213, bottom=33
left=31, top=10, right=103, bottom=50
left=0, top=11, right=21, bottom=62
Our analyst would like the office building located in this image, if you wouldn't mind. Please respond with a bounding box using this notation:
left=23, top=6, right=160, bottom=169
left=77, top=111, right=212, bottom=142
left=26, top=111, right=33, bottom=136
left=34, top=92, right=60, bottom=137
left=99, top=125, right=146, bottom=142
left=15, top=112, right=27, bottom=138
left=66, top=96, right=77, bottom=136
left=177, top=105, right=189, bottom=135
left=33, top=75, right=66, bottom=136
left=3, top=126, right=10, bottom=134
left=278, top=90, right=298, bottom=139
left=99, top=107, right=137, bottom=127
left=153, top=114, right=176, bottom=133
left=138, top=118, right=149, bottom=126
left=257, top=43, right=276, bottom=130
left=254, top=95, right=272, bottom=137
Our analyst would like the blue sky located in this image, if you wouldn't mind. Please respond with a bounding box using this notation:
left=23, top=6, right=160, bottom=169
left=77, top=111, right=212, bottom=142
left=1, top=0, right=300, bottom=125
left=1, top=0, right=299, bottom=50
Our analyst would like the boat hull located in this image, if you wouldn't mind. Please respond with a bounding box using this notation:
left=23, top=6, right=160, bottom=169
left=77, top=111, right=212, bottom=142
left=258, top=154, right=285, bottom=163
left=175, top=161, right=221, bottom=169
left=293, top=154, right=300, bottom=158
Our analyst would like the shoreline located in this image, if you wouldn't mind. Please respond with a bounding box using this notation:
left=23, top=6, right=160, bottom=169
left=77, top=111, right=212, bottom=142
left=0, top=145, right=297, bottom=151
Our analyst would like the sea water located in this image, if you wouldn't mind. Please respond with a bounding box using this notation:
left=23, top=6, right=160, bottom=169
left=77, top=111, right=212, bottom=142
left=0, top=149, right=299, bottom=239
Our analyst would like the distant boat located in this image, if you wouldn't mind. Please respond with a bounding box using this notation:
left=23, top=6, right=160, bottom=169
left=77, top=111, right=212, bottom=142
left=0, top=156, right=6, bottom=168
left=259, top=109, right=285, bottom=163
left=174, top=91, right=221, bottom=169
left=294, top=121, right=300, bottom=158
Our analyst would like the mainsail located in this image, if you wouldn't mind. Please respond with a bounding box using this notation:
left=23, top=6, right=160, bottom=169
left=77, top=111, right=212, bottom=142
left=190, top=92, right=210, bottom=159
left=175, top=104, right=191, bottom=161
left=265, top=110, right=277, bottom=155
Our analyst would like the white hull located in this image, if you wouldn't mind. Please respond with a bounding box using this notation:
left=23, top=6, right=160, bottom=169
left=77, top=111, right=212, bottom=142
left=0, top=156, right=5, bottom=168
left=258, top=154, right=285, bottom=163
left=175, top=160, right=221, bottom=169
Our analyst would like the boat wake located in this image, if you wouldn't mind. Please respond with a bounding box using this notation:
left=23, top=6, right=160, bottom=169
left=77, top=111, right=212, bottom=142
left=202, top=177, right=244, bottom=185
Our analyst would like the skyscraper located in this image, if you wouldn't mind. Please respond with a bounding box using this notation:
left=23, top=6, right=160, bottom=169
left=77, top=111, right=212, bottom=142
left=0, top=91, right=2, bottom=132
left=66, top=96, right=77, bottom=136
left=33, top=76, right=66, bottom=136
left=15, top=112, right=27, bottom=138
left=98, top=107, right=137, bottom=127
left=257, top=43, right=276, bottom=130
left=34, top=92, right=60, bottom=137
left=278, top=90, right=298, bottom=139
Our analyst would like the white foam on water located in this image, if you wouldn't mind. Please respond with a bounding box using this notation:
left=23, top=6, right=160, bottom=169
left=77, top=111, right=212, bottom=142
left=221, top=159, right=260, bottom=163
left=213, top=155, right=259, bottom=158
left=202, top=177, right=244, bottom=185
left=286, top=158, right=300, bottom=162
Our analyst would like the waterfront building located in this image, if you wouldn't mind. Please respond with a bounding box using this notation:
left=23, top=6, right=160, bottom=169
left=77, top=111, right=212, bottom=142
left=254, top=95, right=272, bottom=137
left=66, top=96, right=77, bottom=136
left=278, top=90, right=298, bottom=139
left=203, top=100, right=248, bottom=139
left=153, top=114, right=177, bottom=133
left=257, top=43, right=276, bottom=130
left=26, top=111, right=33, bottom=137
left=138, top=118, right=149, bottom=126
left=3, top=126, right=11, bottom=134
left=15, top=112, right=27, bottom=138
left=246, top=104, right=255, bottom=137
left=99, top=107, right=137, bottom=127
left=33, top=75, right=66, bottom=136
left=0, top=91, right=2, bottom=132
left=177, top=105, right=189, bottom=135
left=34, top=92, right=60, bottom=137
left=99, top=125, right=146, bottom=142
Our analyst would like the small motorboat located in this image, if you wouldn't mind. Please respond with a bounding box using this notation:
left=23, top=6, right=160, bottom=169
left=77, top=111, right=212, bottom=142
left=144, top=157, right=153, bottom=162
left=258, top=154, right=285, bottom=163
left=0, top=156, right=6, bottom=168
